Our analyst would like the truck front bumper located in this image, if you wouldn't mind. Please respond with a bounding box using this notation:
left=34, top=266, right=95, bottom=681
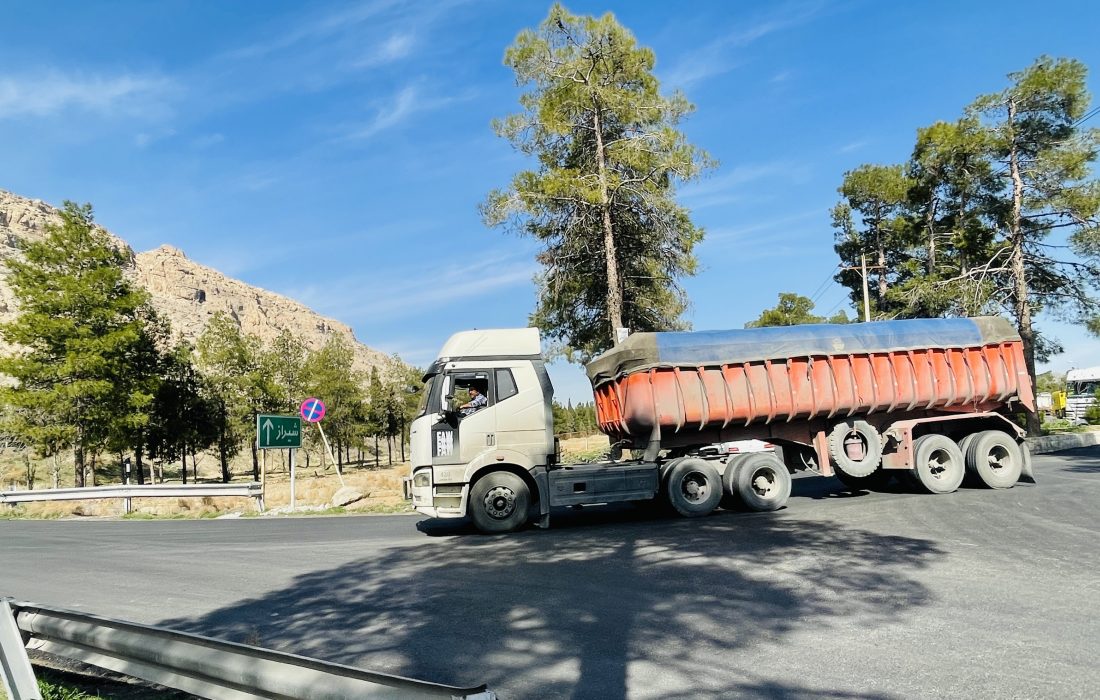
left=407, top=467, right=467, bottom=519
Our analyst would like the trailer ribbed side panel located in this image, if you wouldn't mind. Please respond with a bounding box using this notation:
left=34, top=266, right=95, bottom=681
left=592, top=341, right=1033, bottom=442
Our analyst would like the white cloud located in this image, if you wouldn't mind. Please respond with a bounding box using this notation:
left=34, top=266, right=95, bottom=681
left=343, top=84, right=475, bottom=141
left=705, top=209, right=823, bottom=241
left=225, top=0, right=400, bottom=60
left=0, top=72, right=174, bottom=119
left=350, top=33, right=416, bottom=69
left=680, top=162, right=812, bottom=209
left=837, top=139, right=869, bottom=154
left=284, top=252, right=538, bottom=323
left=661, top=3, right=826, bottom=89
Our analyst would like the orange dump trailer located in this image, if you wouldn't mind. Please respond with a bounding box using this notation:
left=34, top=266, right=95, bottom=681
left=587, top=317, right=1034, bottom=486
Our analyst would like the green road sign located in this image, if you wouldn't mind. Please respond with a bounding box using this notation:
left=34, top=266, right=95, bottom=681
left=257, top=414, right=302, bottom=449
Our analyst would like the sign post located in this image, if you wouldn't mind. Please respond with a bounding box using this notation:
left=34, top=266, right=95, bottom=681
left=257, top=415, right=301, bottom=510
left=300, top=398, right=344, bottom=487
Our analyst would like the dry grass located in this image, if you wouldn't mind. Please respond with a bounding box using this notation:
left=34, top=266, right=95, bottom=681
left=1, top=447, right=413, bottom=520
left=558, top=432, right=610, bottom=462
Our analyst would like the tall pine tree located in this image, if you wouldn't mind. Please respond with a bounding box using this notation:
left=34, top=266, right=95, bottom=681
left=0, top=202, right=158, bottom=487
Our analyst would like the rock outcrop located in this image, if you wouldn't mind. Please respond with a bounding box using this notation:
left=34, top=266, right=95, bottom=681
left=0, top=189, right=399, bottom=377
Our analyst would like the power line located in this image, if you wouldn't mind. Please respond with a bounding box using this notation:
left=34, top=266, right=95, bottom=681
left=808, top=264, right=842, bottom=305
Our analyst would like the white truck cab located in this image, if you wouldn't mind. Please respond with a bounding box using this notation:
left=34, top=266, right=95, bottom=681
left=405, top=328, right=557, bottom=528
left=1065, top=366, right=1100, bottom=425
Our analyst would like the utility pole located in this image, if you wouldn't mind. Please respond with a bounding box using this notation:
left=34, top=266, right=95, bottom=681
left=841, top=254, right=886, bottom=322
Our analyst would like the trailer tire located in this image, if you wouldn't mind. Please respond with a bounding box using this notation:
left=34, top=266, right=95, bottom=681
left=470, top=471, right=531, bottom=534
left=722, top=454, right=751, bottom=495
left=965, top=430, right=1023, bottom=489
left=828, top=420, right=883, bottom=478
left=910, top=434, right=965, bottom=494
left=665, top=458, right=722, bottom=518
left=735, top=452, right=792, bottom=511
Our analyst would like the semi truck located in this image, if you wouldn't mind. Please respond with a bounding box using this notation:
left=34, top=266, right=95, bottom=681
left=1065, top=366, right=1100, bottom=424
left=404, top=317, right=1035, bottom=533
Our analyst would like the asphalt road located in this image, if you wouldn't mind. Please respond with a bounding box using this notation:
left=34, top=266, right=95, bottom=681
left=3, top=447, right=1099, bottom=700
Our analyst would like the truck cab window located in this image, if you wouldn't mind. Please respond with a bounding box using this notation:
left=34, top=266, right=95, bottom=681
left=449, top=372, right=491, bottom=416
left=496, top=369, right=518, bottom=402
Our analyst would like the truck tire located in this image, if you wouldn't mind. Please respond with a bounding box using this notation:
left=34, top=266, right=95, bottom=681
left=735, top=452, right=791, bottom=511
left=828, top=420, right=882, bottom=478
left=666, top=458, right=722, bottom=518
left=470, top=471, right=531, bottom=534
left=910, top=434, right=965, bottom=494
left=965, top=430, right=1023, bottom=489
left=722, top=453, right=751, bottom=495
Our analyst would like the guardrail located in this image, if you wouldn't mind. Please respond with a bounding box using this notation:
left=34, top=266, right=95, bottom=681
left=0, top=482, right=265, bottom=514
left=0, top=598, right=495, bottom=700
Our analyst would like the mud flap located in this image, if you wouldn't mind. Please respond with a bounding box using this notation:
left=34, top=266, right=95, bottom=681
left=1019, top=441, right=1036, bottom=484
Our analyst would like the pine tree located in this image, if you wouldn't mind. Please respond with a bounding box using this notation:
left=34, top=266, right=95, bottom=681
left=0, top=202, right=159, bottom=487
left=482, top=3, right=714, bottom=359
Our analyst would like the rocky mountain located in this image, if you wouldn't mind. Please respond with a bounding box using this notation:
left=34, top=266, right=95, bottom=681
left=0, top=189, right=401, bottom=378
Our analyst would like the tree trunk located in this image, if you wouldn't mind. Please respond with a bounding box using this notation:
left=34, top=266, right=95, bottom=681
left=876, top=234, right=887, bottom=307
left=400, top=422, right=406, bottom=462
left=74, top=444, right=85, bottom=488
left=192, top=449, right=198, bottom=483
left=251, top=439, right=259, bottom=481
left=182, top=447, right=188, bottom=484
left=90, top=452, right=97, bottom=487
left=925, top=198, right=937, bottom=275
left=1007, top=97, right=1042, bottom=436
left=592, top=103, right=623, bottom=343
left=219, top=440, right=230, bottom=483
left=374, top=434, right=379, bottom=468
left=135, top=446, right=145, bottom=486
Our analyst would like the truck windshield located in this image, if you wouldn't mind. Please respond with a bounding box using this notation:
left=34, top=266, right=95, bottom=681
left=1069, top=381, right=1099, bottom=396
left=417, top=374, right=442, bottom=417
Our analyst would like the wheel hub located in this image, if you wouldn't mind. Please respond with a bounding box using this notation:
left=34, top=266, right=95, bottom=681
left=752, top=469, right=776, bottom=497
left=484, top=486, right=516, bottom=519
left=987, top=445, right=1009, bottom=473
left=681, top=473, right=708, bottom=502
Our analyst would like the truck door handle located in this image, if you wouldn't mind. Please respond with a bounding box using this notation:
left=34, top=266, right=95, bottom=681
left=486, top=434, right=495, bottom=446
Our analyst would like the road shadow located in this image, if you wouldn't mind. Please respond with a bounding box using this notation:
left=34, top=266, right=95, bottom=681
left=160, top=512, right=942, bottom=699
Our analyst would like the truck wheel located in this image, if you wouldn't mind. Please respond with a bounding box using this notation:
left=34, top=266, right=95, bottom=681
left=965, top=430, right=1023, bottom=489
left=828, top=420, right=882, bottom=478
left=666, top=458, right=722, bottom=518
left=470, top=472, right=530, bottom=533
left=735, top=453, right=791, bottom=511
left=910, top=434, right=965, bottom=494
left=722, top=454, right=750, bottom=495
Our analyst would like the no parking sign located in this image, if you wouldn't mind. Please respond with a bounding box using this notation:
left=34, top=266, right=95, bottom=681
left=300, top=397, right=326, bottom=423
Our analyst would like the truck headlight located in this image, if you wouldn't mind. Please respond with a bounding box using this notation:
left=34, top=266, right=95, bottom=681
left=413, top=472, right=431, bottom=487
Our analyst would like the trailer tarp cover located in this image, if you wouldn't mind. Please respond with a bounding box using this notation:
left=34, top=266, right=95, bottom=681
left=586, top=316, right=1019, bottom=385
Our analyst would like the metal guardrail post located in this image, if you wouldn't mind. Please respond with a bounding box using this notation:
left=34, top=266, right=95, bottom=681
left=0, top=599, right=41, bottom=700
left=10, top=600, right=494, bottom=700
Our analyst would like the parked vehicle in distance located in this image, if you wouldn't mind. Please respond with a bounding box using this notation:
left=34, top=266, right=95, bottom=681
left=1065, top=367, right=1100, bottom=425
left=405, top=317, right=1036, bottom=533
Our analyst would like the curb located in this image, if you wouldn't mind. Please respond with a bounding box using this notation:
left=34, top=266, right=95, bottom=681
left=1026, top=430, right=1100, bottom=455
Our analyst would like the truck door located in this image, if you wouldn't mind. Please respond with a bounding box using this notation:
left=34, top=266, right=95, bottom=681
left=431, top=371, right=496, bottom=467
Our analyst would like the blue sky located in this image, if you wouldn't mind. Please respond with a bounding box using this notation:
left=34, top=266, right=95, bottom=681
left=2, top=0, right=1098, bottom=402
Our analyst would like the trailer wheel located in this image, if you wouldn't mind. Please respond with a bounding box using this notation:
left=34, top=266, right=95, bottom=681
left=735, top=453, right=791, bottom=511
left=470, top=471, right=530, bottom=533
left=665, top=458, right=722, bottom=518
left=910, top=434, right=965, bottom=494
left=965, top=430, right=1023, bottom=489
left=828, top=420, right=883, bottom=478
